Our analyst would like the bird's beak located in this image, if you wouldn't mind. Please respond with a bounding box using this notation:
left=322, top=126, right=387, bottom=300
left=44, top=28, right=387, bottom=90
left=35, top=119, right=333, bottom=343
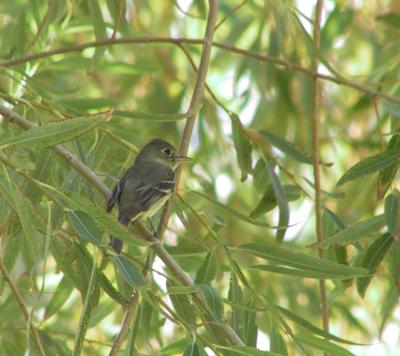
left=174, top=154, right=192, bottom=162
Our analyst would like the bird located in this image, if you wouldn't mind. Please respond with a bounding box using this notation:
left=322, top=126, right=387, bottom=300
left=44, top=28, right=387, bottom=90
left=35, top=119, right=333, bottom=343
left=106, top=138, right=191, bottom=253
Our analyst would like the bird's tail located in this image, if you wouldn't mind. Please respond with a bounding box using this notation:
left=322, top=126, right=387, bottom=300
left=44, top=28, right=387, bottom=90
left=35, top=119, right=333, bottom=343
left=110, top=212, right=130, bottom=254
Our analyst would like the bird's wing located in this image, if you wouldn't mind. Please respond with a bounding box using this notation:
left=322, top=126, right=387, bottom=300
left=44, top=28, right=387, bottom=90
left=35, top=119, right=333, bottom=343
left=117, top=165, right=175, bottom=225
left=106, top=179, right=124, bottom=212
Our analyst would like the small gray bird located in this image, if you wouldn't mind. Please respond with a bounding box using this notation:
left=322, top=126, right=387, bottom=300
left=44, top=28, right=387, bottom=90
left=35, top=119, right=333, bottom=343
left=107, top=139, right=191, bottom=253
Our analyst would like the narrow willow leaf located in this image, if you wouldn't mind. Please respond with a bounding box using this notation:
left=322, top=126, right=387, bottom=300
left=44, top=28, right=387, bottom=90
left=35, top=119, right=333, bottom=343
left=266, top=162, right=289, bottom=243
left=259, top=130, right=312, bottom=164
left=357, top=233, right=394, bottom=298
left=337, top=151, right=400, bottom=186
left=296, top=335, right=354, bottom=356
left=191, top=191, right=275, bottom=228
left=270, top=327, right=288, bottom=356
left=377, top=134, right=400, bottom=199
left=253, top=159, right=271, bottom=192
left=113, top=255, right=145, bottom=288
left=75, top=242, right=127, bottom=304
left=238, top=243, right=368, bottom=277
left=113, top=106, right=198, bottom=121
left=44, top=277, right=74, bottom=320
left=250, top=264, right=359, bottom=280
left=68, top=210, right=102, bottom=246
left=250, top=184, right=301, bottom=218
left=183, top=342, right=200, bottom=356
left=0, top=168, right=38, bottom=264
left=166, top=285, right=199, bottom=295
left=384, top=190, right=400, bottom=236
left=0, top=114, right=108, bottom=149
left=314, top=215, right=386, bottom=249
left=276, top=306, right=366, bottom=345
left=228, top=274, right=245, bottom=340
left=215, top=345, right=280, bottom=356
left=230, top=113, right=253, bottom=181
left=243, top=297, right=257, bottom=347
left=167, top=282, right=197, bottom=327
left=199, top=283, right=224, bottom=321
left=389, top=242, right=400, bottom=294
left=73, top=247, right=98, bottom=356
left=195, top=252, right=217, bottom=284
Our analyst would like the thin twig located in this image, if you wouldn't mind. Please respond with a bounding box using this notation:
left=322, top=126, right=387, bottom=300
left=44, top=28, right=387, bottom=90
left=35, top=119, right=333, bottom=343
left=109, top=293, right=140, bottom=356
left=1, top=37, right=398, bottom=104
left=0, top=258, right=46, bottom=356
left=311, top=0, right=329, bottom=340
left=111, top=0, right=126, bottom=40
left=157, top=0, right=219, bottom=239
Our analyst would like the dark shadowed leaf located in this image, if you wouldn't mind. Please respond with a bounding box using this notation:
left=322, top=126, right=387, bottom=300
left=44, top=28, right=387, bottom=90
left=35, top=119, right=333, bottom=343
left=230, top=113, right=253, bottom=181
left=195, top=251, right=218, bottom=284
left=266, top=162, right=289, bottom=243
left=384, top=190, right=400, bottom=237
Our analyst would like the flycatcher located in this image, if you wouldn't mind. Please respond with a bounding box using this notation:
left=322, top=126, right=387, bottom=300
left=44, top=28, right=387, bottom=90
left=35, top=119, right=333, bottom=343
left=107, top=138, right=191, bottom=253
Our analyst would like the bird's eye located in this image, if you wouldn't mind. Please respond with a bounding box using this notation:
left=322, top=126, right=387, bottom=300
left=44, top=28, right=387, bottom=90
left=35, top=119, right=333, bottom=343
left=163, top=148, right=171, bottom=156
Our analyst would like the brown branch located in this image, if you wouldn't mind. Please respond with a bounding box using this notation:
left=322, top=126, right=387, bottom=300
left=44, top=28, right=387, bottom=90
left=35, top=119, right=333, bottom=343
left=109, top=293, right=140, bottom=356
left=311, top=0, right=329, bottom=339
left=0, top=258, right=46, bottom=356
left=1, top=37, right=399, bottom=105
left=157, top=0, right=219, bottom=239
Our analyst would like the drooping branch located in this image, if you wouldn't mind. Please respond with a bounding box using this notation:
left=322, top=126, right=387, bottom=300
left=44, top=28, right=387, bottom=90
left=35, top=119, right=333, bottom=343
left=1, top=38, right=398, bottom=105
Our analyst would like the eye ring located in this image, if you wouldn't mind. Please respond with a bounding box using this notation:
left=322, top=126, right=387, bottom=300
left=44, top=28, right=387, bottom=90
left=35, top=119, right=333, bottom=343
left=163, top=148, right=171, bottom=156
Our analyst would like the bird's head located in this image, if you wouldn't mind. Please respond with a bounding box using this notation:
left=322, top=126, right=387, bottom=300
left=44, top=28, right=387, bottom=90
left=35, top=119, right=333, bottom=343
left=136, top=138, right=191, bottom=169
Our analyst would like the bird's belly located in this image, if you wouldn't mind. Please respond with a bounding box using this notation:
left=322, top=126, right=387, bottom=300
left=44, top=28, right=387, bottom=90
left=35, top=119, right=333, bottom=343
left=138, top=193, right=172, bottom=221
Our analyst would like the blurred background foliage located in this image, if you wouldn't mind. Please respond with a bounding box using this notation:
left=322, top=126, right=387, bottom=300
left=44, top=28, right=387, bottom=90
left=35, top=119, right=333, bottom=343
left=0, top=0, right=399, bottom=355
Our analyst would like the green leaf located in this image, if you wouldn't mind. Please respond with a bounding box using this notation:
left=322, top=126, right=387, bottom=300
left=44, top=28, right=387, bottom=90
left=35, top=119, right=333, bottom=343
left=276, top=306, right=366, bottom=345
left=337, top=151, right=400, bottom=186
left=238, top=243, right=368, bottom=278
left=377, top=134, right=400, bottom=199
left=0, top=114, right=107, bottom=149
left=0, top=167, right=38, bottom=265
left=167, top=282, right=197, bottom=327
left=384, top=190, right=400, bottom=236
left=357, top=233, right=394, bottom=298
left=68, top=210, right=102, bottom=246
left=228, top=274, right=245, bottom=340
left=44, top=277, right=74, bottom=320
left=250, top=264, right=359, bottom=280
left=250, top=184, right=300, bottom=219
left=191, top=191, right=275, bottom=228
left=259, top=130, right=312, bottom=164
left=183, top=342, right=200, bottom=356
left=113, top=255, right=145, bottom=288
left=266, top=162, right=289, bottom=243
left=194, top=252, right=217, bottom=284
left=215, top=345, right=280, bottom=356
left=113, top=107, right=198, bottom=121
left=199, top=283, right=224, bottom=321
left=230, top=113, right=253, bottom=181
left=296, top=335, right=355, bottom=356
left=315, top=215, right=386, bottom=249
left=376, top=13, right=400, bottom=29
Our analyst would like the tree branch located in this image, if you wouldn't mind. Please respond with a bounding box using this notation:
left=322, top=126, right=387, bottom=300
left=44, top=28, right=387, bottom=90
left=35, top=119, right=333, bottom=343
left=311, top=0, right=329, bottom=339
left=1, top=38, right=398, bottom=105
left=157, top=0, right=219, bottom=238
